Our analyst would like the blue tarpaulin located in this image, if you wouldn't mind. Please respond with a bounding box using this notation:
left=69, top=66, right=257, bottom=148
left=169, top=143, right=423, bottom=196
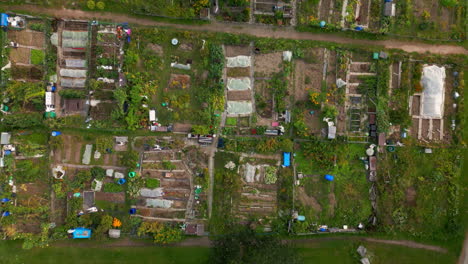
left=73, top=228, right=92, bottom=239
left=1, top=14, right=9, bottom=27
left=282, top=152, right=291, bottom=167
left=324, top=174, right=334, bottom=181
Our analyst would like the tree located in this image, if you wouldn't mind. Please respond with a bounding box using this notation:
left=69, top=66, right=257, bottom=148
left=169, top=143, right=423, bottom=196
left=210, top=225, right=301, bottom=264
left=96, top=1, right=105, bottom=9
left=120, top=150, right=139, bottom=169
left=91, top=166, right=106, bottom=180
left=280, top=139, right=294, bottom=152
left=87, top=0, right=95, bottom=9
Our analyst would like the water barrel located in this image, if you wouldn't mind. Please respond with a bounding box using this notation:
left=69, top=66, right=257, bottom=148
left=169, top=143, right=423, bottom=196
left=129, top=208, right=136, bottom=215
left=4, top=150, right=11, bottom=155
left=128, top=172, right=136, bottom=178
left=1, top=198, right=10, bottom=203
left=319, top=21, right=326, bottom=28
left=118, top=178, right=126, bottom=185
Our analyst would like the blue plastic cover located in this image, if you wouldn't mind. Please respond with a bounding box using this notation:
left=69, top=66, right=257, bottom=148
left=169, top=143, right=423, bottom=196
left=324, top=174, right=334, bottom=181
left=1, top=198, right=11, bottom=202
left=1, top=14, right=9, bottom=27
left=282, top=152, right=291, bottom=167
left=2, top=211, right=10, bottom=217
left=355, top=26, right=363, bottom=31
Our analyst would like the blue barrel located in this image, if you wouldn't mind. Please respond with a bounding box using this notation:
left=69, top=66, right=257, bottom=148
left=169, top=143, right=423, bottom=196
left=319, top=228, right=327, bottom=232
left=129, top=208, right=136, bottom=215
left=51, top=86, right=56, bottom=92
left=4, top=150, right=11, bottom=155
left=118, top=178, right=126, bottom=185
left=2, top=211, right=10, bottom=217
left=51, top=131, right=61, bottom=137
left=297, top=215, right=306, bottom=221
left=324, top=174, right=334, bottom=181
left=319, top=21, right=326, bottom=28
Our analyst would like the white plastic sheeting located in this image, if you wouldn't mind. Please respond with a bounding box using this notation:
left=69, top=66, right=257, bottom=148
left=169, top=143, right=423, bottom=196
left=82, top=144, right=92, bottom=165
left=61, top=78, right=86, bottom=88
left=140, top=188, right=164, bottom=198
left=60, top=69, right=87, bottom=78
left=146, top=198, right=173, bottom=208
left=171, top=63, right=191, bottom=70
left=65, top=59, right=87, bottom=68
left=227, top=101, right=253, bottom=115
left=226, top=55, right=251, bottom=68
left=227, top=77, right=251, bottom=90
left=283, top=51, right=292, bottom=62
left=421, top=65, right=446, bottom=118
left=61, top=31, right=88, bottom=48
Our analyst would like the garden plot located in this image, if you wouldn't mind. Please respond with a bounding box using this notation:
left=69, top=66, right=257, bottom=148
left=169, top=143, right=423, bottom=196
left=408, top=65, right=446, bottom=141
left=254, top=52, right=283, bottom=77
left=293, top=49, right=326, bottom=102
left=14, top=180, right=49, bottom=234
left=238, top=162, right=279, bottom=222
left=137, top=150, right=193, bottom=222
left=7, top=30, right=45, bottom=48
left=294, top=142, right=371, bottom=231
left=315, top=0, right=343, bottom=26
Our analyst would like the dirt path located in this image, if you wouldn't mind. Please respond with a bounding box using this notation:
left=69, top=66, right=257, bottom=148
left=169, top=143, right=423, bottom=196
left=4, top=5, right=467, bottom=55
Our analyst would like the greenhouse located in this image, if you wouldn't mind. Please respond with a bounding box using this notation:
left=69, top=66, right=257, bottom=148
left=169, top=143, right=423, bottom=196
left=421, top=65, right=446, bottom=119
left=61, top=78, right=86, bottom=88
left=60, top=69, right=87, bottom=78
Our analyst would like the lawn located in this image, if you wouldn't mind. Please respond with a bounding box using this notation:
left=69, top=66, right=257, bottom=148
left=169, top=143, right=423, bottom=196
left=0, top=238, right=457, bottom=264
left=30, top=49, right=44, bottom=65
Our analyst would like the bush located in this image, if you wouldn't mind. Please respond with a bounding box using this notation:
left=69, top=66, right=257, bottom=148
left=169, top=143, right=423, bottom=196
left=103, top=183, right=124, bottom=193
left=87, top=0, right=96, bottom=9
left=226, top=117, right=237, bottom=126
left=30, top=49, right=45, bottom=65
left=96, top=1, right=105, bottom=9
left=145, top=178, right=160, bottom=189
left=440, top=0, right=458, bottom=7
left=1, top=113, right=43, bottom=129
left=91, top=167, right=106, bottom=180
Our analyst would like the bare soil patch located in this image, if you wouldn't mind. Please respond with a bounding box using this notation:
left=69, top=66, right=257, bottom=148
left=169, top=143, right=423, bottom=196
left=227, top=67, right=250, bottom=77
left=294, top=57, right=323, bottom=102
left=147, top=43, right=163, bottom=55
left=95, top=191, right=126, bottom=203
left=411, top=95, right=421, bottom=116
left=9, top=47, right=31, bottom=64
left=405, top=186, right=417, bottom=206
left=225, top=45, right=251, bottom=57
left=8, top=30, right=45, bottom=48
left=298, top=186, right=322, bottom=212
left=227, top=90, right=251, bottom=101
left=421, top=119, right=431, bottom=140
left=410, top=118, right=420, bottom=138
left=254, top=52, right=282, bottom=77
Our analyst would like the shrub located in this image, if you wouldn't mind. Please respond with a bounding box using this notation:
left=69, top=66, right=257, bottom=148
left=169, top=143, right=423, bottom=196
left=59, top=89, right=87, bottom=99
left=87, top=0, right=96, bottom=9
left=30, top=49, right=45, bottom=65
left=96, top=1, right=105, bottom=9
left=440, top=0, right=458, bottom=7
left=91, top=167, right=106, bottom=180
left=145, top=178, right=160, bottom=189
left=1, top=113, right=43, bottom=129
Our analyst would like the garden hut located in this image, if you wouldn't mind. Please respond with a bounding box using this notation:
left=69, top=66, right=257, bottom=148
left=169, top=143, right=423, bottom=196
left=1, top=132, right=11, bottom=145
left=82, top=191, right=95, bottom=210
left=108, top=229, right=121, bottom=239
left=185, top=223, right=205, bottom=236
left=327, top=126, right=337, bottom=139
left=282, top=152, right=291, bottom=167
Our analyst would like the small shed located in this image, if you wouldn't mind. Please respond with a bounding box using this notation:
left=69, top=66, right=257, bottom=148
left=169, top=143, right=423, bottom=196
left=378, top=133, right=386, bottom=146
left=115, top=136, right=128, bottom=145
left=185, top=224, right=205, bottom=236
left=282, top=152, right=291, bottom=167
left=149, top=110, right=156, bottom=122
left=109, top=229, right=121, bottom=239
left=72, top=228, right=92, bottom=239
left=1, top=132, right=11, bottom=145
left=83, top=191, right=95, bottom=210
left=328, top=126, right=337, bottom=139
left=369, top=156, right=377, bottom=171
left=384, top=2, right=396, bottom=16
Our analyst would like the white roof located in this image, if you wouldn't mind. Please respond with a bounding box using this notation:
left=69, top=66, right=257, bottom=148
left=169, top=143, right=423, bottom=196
left=149, top=110, right=156, bottom=122
left=328, top=126, right=337, bottom=139
left=45, top=92, right=54, bottom=105
left=1, top=132, right=11, bottom=145
left=421, top=65, right=445, bottom=118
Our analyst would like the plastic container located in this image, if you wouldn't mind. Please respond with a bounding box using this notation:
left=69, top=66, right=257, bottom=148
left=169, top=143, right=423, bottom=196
left=117, top=178, right=126, bottom=185
left=324, top=174, right=334, bottom=181
left=51, top=131, right=61, bottom=137
left=297, top=215, right=306, bottom=221
left=128, top=172, right=136, bottom=178
left=129, top=208, right=137, bottom=215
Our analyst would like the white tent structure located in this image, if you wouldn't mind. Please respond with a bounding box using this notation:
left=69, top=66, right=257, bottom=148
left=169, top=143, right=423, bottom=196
left=227, top=77, right=251, bottom=90
left=421, top=65, right=446, bottom=119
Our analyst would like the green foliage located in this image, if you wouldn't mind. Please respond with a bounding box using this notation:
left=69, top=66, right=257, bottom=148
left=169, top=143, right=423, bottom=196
left=127, top=173, right=144, bottom=198
left=440, top=0, right=458, bottom=7
left=96, top=1, right=105, bottom=9
left=94, top=214, right=113, bottom=240
left=87, top=0, right=95, bottom=9
left=210, top=225, right=301, bottom=264
left=29, top=23, right=45, bottom=32
left=30, top=49, right=45, bottom=65
left=96, top=136, right=114, bottom=153
left=103, top=182, right=124, bottom=193
left=52, top=182, right=66, bottom=199
left=226, top=117, right=237, bottom=126
left=280, top=139, right=294, bottom=152
left=120, top=150, right=139, bottom=169
left=321, top=104, right=338, bottom=120
left=70, top=170, right=92, bottom=190
left=301, top=138, right=336, bottom=171
left=137, top=222, right=183, bottom=244
left=1, top=113, right=43, bottom=129
left=162, top=160, right=176, bottom=170
left=192, top=125, right=211, bottom=135
left=264, top=166, right=278, bottom=184
left=4, top=81, right=44, bottom=111
left=91, top=167, right=106, bottom=181
left=59, top=89, right=86, bottom=99
left=16, top=160, right=45, bottom=183
left=145, top=178, right=160, bottom=189
left=208, top=43, right=224, bottom=80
